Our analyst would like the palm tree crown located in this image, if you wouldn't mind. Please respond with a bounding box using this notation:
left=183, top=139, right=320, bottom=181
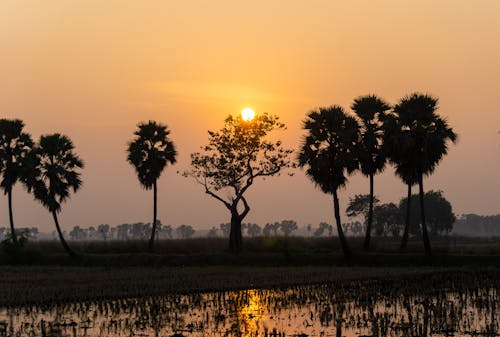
left=298, top=106, right=360, bottom=192
left=31, top=134, right=84, bottom=213
left=388, top=93, right=457, bottom=178
left=0, top=119, right=34, bottom=193
left=351, top=95, right=390, bottom=176
left=127, top=121, right=177, bottom=189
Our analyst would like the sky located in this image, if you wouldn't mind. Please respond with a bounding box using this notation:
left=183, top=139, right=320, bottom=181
left=1, top=1, right=499, bottom=232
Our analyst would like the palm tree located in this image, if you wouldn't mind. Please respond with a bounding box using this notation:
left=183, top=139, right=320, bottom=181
left=351, top=95, right=390, bottom=249
left=386, top=93, right=457, bottom=255
left=298, top=106, right=360, bottom=258
left=0, top=119, right=34, bottom=244
left=30, top=134, right=83, bottom=257
left=384, top=114, right=419, bottom=250
left=127, top=121, right=177, bottom=251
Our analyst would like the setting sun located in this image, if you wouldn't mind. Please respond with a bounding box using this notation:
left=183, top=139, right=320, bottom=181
left=241, top=108, right=255, bottom=121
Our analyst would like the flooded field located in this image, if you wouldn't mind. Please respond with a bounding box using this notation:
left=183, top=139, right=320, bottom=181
left=0, top=281, right=498, bottom=337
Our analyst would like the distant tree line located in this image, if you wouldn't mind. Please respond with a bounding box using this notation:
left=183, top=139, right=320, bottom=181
left=346, top=190, right=456, bottom=238
left=453, top=214, right=500, bottom=237
left=67, top=222, right=196, bottom=240
left=1, top=91, right=458, bottom=258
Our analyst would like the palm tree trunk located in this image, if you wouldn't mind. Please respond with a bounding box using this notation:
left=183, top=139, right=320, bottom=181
left=52, top=211, right=77, bottom=258
left=7, top=188, right=17, bottom=244
left=149, top=180, right=158, bottom=252
left=419, top=174, right=432, bottom=256
left=333, top=190, right=351, bottom=258
left=363, top=173, right=374, bottom=249
left=400, top=183, right=411, bottom=249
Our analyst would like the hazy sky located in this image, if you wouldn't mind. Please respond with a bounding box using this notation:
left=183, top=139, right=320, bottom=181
left=1, top=1, right=499, bottom=231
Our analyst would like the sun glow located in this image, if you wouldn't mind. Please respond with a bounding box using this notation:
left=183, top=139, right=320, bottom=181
left=241, top=108, right=255, bottom=121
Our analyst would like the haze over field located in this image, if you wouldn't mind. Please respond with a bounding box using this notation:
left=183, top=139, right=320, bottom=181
left=1, top=1, right=499, bottom=231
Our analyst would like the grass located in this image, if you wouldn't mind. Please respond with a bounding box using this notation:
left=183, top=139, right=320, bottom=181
left=1, top=236, right=500, bottom=267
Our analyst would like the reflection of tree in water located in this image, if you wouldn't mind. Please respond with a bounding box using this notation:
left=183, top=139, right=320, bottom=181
left=0, top=276, right=499, bottom=337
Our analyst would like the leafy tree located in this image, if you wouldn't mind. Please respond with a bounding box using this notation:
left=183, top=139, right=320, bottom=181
left=263, top=222, right=280, bottom=236
left=97, top=224, right=110, bottom=240
left=314, top=222, right=331, bottom=237
left=400, top=190, right=456, bottom=236
left=351, top=95, right=390, bottom=249
left=207, top=227, right=218, bottom=238
left=176, top=224, right=195, bottom=239
left=245, top=223, right=262, bottom=237
left=0, top=119, right=34, bottom=244
left=116, top=223, right=131, bottom=240
left=298, top=106, right=360, bottom=257
left=127, top=121, right=177, bottom=251
left=373, top=203, right=404, bottom=237
left=69, top=226, right=86, bottom=241
left=386, top=93, right=457, bottom=255
left=344, top=221, right=364, bottom=236
left=156, top=221, right=173, bottom=239
left=279, top=219, right=298, bottom=236
left=131, top=222, right=150, bottom=240
left=29, top=134, right=83, bottom=258
left=219, top=223, right=231, bottom=237
left=185, top=113, right=294, bottom=253
left=346, top=194, right=380, bottom=234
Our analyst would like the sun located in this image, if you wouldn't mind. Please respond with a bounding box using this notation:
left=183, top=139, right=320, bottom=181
left=241, top=107, right=255, bottom=121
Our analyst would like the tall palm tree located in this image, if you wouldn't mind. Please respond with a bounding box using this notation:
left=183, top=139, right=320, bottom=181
left=298, top=106, right=360, bottom=258
left=127, top=121, right=177, bottom=252
left=0, top=119, right=34, bottom=244
left=351, top=95, right=391, bottom=249
left=386, top=93, right=457, bottom=255
left=30, top=134, right=83, bottom=257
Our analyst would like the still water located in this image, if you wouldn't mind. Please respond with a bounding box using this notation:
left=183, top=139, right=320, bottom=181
left=0, top=283, right=498, bottom=337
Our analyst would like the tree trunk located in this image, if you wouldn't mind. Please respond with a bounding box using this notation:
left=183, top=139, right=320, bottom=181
left=52, top=211, right=77, bottom=258
left=7, top=188, right=17, bottom=244
left=363, top=173, right=374, bottom=249
left=400, top=183, right=411, bottom=249
left=149, top=180, right=158, bottom=252
left=228, top=210, right=242, bottom=254
left=419, top=174, right=432, bottom=256
left=333, top=190, right=351, bottom=258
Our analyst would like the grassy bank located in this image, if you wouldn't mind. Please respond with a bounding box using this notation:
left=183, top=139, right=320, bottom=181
left=1, top=265, right=498, bottom=306
left=1, top=237, right=500, bottom=267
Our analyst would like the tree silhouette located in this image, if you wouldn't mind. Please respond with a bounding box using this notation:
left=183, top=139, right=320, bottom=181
left=127, top=121, right=177, bottom=251
left=386, top=93, right=457, bottom=255
left=29, top=134, right=83, bottom=258
left=346, top=194, right=380, bottom=235
left=298, top=106, right=360, bottom=258
left=279, top=219, right=298, bottom=236
left=0, top=119, right=34, bottom=244
left=185, top=113, right=294, bottom=253
left=351, top=95, right=390, bottom=249
left=372, top=202, right=403, bottom=237
left=400, top=190, right=456, bottom=236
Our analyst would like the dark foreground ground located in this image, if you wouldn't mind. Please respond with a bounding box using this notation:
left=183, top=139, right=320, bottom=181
left=0, top=237, right=499, bottom=306
left=1, top=265, right=499, bottom=306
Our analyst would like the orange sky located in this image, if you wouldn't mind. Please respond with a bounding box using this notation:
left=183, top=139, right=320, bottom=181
left=1, top=1, right=499, bottom=231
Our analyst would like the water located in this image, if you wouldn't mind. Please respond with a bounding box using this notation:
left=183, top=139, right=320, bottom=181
left=0, top=283, right=498, bottom=337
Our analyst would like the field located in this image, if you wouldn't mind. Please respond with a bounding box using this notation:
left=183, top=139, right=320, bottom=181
left=0, top=236, right=499, bottom=306
left=1, top=236, right=500, bottom=267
